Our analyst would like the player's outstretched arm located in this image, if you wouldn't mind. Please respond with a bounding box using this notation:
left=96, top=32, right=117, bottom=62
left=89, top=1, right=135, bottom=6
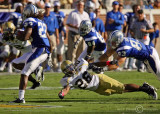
left=58, top=85, right=70, bottom=99
left=98, top=47, right=115, bottom=62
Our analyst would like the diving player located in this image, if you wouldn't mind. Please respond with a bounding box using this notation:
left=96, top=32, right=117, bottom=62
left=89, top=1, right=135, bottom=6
left=77, top=20, right=106, bottom=62
left=10, top=4, right=53, bottom=103
left=58, top=59, right=158, bottom=100
left=94, top=30, right=160, bottom=80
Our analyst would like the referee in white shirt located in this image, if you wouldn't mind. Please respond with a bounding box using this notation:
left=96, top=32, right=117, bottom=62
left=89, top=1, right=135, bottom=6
left=66, top=0, right=90, bottom=62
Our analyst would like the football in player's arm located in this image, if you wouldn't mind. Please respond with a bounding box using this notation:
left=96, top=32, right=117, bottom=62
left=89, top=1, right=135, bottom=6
left=58, top=59, right=158, bottom=100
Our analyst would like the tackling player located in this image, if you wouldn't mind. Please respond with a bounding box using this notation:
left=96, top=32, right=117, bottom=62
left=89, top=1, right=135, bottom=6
left=58, top=59, right=158, bottom=100
left=10, top=4, right=53, bottom=103
left=77, top=20, right=106, bottom=62
left=94, top=30, right=160, bottom=80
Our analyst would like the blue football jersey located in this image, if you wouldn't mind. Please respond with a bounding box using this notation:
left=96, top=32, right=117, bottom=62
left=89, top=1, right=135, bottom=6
left=23, top=17, right=50, bottom=50
left=53, top=11, right=65, bottom=33
left=83, top=28, right=106, bottom=51
left=116, top=37, right=152, bottom=60
left=89, top=12, right=96, bottom=22
left=9, top=12, right=22, bottom=28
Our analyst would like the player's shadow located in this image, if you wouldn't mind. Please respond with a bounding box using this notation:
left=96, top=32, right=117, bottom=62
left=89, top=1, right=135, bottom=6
left=26, top=97, right=160, bottom=104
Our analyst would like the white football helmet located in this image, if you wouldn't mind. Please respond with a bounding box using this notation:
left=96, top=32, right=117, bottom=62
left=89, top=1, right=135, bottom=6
left=85, top=1, right=95, bottom=13
left=22, top=4, right=38, bottom=21
left=108, top=30, right=124, bottom=49
left=79, top=20, right=92, bottom=36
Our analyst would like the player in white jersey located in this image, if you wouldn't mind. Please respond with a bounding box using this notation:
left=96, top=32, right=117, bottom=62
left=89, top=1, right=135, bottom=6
left=58, top=59, right=158, bottom=100
left=1, top=22, right=43, bottom=89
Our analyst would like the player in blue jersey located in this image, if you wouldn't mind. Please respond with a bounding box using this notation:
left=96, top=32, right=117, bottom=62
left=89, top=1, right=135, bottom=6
left=53, top=1, right=66, bottom=72
left=77, top=20, right=106, bottom=63
left=94, top=30, right=160, bottom=80
left=9, top=3, right=23, bottom=28
left=85, top=1, right=96, bottom=22
left=10, top=4, right=53, bottom=103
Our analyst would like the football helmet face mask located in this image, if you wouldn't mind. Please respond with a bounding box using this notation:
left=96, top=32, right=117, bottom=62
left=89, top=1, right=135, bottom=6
left=61, top=60, right=75, bottom=76
left=108, top=30, right=124, bottom=49
left=2, top=22, right=16, bottom=41
left=79, top=20, right=92, bottom=36
left=22, top=4, right=38, bottom=21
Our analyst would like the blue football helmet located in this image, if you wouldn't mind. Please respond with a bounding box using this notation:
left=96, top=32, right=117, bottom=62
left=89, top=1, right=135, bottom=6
left=108, top=30, right=124, bottom=49
left=22, top=4, right=38, bottom=21
left=79, top=20, right=92, bottom=36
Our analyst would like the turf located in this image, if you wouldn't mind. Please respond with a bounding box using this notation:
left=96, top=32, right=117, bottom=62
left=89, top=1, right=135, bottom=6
left=0, top=71, right=160, bottom=114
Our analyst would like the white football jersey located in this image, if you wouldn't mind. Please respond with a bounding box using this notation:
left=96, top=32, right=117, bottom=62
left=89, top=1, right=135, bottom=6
left=0, top=33, right=32, bottom=54
left=60, top=59, right=99, bottom=91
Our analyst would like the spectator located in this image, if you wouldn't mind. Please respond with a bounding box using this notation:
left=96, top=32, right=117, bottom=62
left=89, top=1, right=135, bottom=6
left=93, top=8, right=105, bottom=38
left=66, top=0, right=90, bottom=62
left=154, top=0, right=160, bottom=9
left=123, top=0, right=132, bottom=9
left=43, top=2, right=59, bottom=71
left=149, top=22, right=159, bottom=47
left=53, top=1, right=66, bottom=72
left=105, top=1, right=124, bottom=39
left=60, top=0, right=72, bottom=9
left=130, top=9, right=154, bottom=72
left=145, top=0, right=154, bottom=9
left=123, top=4, right=141, bottom=70
left=139, top=0, right=145, bottom=9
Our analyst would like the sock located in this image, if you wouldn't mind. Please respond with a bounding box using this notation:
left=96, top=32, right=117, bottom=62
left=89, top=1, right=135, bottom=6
left=28, top=75, right=37, bottom=83
left=8, top=62, right=13, bottom=73
left=19, top=90, right=25, bottom=100
left=0, top=62, right=7, bottom=71
left=58, top=62, right=62, bottom=68
left=139, top=86, right=149, bottom=93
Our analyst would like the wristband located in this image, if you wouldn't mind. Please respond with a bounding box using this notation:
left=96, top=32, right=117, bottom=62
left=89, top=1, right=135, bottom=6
left=106, top=61, right=111, bottom=66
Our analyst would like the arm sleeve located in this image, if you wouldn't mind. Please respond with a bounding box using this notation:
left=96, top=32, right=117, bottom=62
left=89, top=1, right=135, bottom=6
left=114, top=13, right=125, bottom=25
left=23, top=18, right=36, bottom=28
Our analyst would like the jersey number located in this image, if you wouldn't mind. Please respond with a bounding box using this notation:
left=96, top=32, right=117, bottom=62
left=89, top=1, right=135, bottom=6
left=75, top=71, right=92, bottom=89
left=130, top=40, right=142, bottom=51
left=38, top=22, right=47, bottom=38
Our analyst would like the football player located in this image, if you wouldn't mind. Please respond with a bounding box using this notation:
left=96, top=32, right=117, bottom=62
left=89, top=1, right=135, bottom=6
left=0, top=22, right=43, bottom=88
left=10, top=4, right=53, bottom=103
left=77, top=20, right=106, bottom=63
left=58, top=59, right=158, bottom=100
left=94, top=30, right=160, bottom=80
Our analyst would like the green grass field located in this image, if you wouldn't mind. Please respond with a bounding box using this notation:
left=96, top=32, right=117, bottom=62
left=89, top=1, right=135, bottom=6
left=0, top=71, right=160, bottom=114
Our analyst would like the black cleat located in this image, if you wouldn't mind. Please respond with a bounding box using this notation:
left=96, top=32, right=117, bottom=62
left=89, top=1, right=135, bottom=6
left=30, top=82, right=41, bottom=89
left=9, top=98, right=25, bottom=103
left=142, top=82, right=158, bottom=100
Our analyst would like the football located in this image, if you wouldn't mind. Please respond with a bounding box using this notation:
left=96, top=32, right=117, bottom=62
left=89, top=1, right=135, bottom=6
left=15, top=29, right=25, bottom=41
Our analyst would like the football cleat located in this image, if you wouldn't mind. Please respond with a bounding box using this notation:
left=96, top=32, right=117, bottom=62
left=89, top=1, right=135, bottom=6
left=9, top=98, right=25, bottom=104
left=30, top=82, right=41, bottom=89
left=142, top=82, right=158, bottom=100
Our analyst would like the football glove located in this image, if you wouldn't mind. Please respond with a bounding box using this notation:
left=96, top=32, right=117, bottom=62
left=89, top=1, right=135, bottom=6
left=89, top=63, right=103, bottom=74
left=58, top=91, right=64, bottom=99
left=47, top=53, right=53, bottom=67
left=110, top=60, right=119, bottom=66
